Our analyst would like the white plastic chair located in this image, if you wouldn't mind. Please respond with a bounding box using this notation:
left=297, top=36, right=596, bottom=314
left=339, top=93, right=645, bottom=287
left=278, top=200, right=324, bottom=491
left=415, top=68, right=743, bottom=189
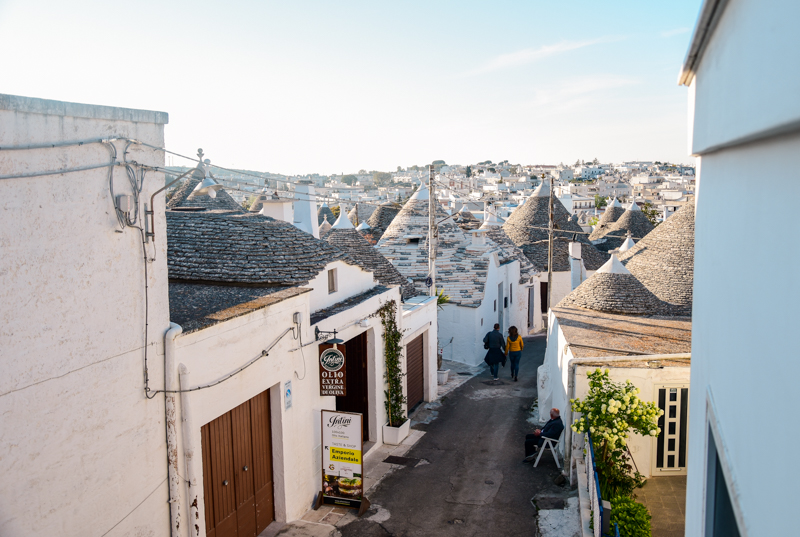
left=533, top=432, right=563, bottom=469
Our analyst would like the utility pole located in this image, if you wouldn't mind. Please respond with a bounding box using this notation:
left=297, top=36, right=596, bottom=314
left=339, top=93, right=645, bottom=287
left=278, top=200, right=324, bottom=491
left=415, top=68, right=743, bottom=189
left=428, top=164, right=437, bottom=297
left=546, top=173, right=554, bottom=313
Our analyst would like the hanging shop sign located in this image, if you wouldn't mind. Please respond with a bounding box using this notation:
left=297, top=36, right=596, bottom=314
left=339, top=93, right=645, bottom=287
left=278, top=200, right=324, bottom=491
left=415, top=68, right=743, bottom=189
left=318, top=410, right=368, bottom=512
left=319, top=344, right=347, bottom=397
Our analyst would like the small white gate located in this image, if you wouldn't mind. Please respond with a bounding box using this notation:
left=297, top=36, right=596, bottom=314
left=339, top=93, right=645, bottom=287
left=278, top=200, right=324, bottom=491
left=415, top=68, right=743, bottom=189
left=651, top=384, right=689, bottom=475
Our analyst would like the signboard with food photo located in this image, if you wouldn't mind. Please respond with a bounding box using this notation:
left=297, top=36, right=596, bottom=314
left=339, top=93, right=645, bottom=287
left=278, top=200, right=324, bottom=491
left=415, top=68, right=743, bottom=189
left=319, top=410, right=367, bottom=511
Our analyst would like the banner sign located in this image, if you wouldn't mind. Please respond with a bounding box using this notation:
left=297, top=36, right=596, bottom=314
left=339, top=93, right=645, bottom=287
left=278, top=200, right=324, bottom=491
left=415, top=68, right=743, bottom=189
left=321, top=410, right=363, bottom=509
left=319, top=344, right=347, bottom=397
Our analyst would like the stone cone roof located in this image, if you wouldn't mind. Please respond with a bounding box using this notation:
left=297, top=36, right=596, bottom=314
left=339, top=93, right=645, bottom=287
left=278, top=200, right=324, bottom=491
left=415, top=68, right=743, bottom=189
left=557, top=255, right=666, bottom=315
left=324, top=225, right=417, bottom=299
left=365, top=201, right=401, bottom=240
left=588, top=199, right=625, bottom=240
left=502, top=182, right=608, bottom=271
left=168, top=176, right=245, bottom=213
left=453, top=207, right=481, bottom=231
left=348, top=204, right=376, bottom=225
left=376, top=183, right=492, bottom=306
left=318, top=215, right=332, bottom=237
left=619, top=202, right=695, bottom=316
left=166, top=211, right=360, bottom=286
left=591, top=207, right=654, bottom=252
left=318, top=204, right=336, bottom=226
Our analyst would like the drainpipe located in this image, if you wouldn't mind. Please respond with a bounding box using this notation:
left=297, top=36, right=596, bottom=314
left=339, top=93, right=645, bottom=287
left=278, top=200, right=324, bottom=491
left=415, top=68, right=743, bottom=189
left=165, top=322, right=183, bottom=536
left=562, top=352, right=690, bottom=478
left=179, top=364, right=201, bottom=536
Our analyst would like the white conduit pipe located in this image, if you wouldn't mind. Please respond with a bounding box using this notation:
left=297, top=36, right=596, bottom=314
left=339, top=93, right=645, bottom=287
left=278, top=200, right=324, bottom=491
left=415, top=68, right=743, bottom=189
left=164, top=323, right=183, bottom=536
left=562, top=352, right=691, bottom=478
left=179, top=364, right=201, bottom=536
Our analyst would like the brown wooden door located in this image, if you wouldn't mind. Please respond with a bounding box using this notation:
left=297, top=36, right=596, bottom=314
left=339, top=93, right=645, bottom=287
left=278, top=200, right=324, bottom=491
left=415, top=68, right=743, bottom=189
left=334, top=331, right=369, bottom=440
left=231, top=402, right=256, bottom=537
left=406, top=335, right=424, bottom=410
left=201, top=389, right=274, bottom=537
left=250, top=391, right=274, bottom=534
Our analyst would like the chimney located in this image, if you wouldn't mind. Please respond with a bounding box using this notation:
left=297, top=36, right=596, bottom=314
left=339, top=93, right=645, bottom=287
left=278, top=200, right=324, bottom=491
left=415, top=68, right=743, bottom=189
left=293, top=180, right=319, bottom=239
left=569, top=240, right=586, bottom=290
left=470, top=229, right=486, bottom=247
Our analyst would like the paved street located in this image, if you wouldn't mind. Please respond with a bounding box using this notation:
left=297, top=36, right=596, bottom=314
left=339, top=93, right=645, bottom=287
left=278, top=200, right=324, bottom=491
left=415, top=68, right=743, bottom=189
left=338, top=336, right=572, bottom=537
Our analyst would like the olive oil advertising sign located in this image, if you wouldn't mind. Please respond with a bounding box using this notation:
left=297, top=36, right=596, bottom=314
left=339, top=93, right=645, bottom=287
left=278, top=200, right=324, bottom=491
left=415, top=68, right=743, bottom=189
left=319, top=344, right=346, bottom=397
left=321, top=410, right=363, bottom=509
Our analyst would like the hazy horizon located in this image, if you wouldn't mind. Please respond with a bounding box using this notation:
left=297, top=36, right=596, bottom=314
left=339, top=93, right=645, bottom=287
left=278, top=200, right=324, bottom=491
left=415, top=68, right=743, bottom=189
left=0, top=0, right=701, bottom=175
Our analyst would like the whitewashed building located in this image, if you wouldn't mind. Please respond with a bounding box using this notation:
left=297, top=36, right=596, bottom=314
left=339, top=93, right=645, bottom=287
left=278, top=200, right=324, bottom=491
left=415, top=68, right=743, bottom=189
left=679, top=0, right=800, bottom=535
left=502, top=180, right=608, bottom=330
left=539, top=203, right=695, bottom=477
left=0, top=94, right=438, bottom=537
left=376, top=183, right=535, bottom=366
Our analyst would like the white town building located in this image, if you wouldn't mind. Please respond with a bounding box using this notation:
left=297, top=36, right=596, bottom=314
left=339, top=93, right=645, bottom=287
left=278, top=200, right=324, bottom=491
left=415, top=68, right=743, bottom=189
left=679, top=1, right=800, bottom=534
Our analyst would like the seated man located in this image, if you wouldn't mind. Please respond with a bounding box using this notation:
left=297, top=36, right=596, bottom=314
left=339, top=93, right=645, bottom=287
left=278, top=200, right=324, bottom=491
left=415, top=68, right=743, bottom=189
left=523, top=408, right=564, bottom=462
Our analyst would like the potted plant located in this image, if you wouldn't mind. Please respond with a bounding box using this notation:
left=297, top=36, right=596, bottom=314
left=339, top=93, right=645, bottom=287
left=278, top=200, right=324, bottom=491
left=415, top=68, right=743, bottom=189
left=437, top=339, right=451, bottom=384
left=436, top=291, right=451, bottom=384
left=378, top=301, right=410, bottom=445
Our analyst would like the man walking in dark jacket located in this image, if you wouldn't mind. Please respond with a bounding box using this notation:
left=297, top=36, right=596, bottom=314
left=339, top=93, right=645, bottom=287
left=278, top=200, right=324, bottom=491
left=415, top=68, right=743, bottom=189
left=524, top=408, right=564, bottom=461
left=483, top=323, right=506, bottom=381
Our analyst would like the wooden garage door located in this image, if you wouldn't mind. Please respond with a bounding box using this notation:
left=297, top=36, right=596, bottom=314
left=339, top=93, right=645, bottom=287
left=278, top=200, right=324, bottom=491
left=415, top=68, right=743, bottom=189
left=406, top=334, right=424, bottom=410
left=202, top=390, right=274, bottom=537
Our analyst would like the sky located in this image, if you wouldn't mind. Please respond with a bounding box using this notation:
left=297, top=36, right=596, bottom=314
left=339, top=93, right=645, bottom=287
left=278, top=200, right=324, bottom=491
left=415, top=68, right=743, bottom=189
left=0, top=0, right=701, bottom=175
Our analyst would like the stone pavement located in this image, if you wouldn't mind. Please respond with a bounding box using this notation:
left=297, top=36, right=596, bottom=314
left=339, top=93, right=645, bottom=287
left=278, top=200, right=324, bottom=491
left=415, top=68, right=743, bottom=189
left=336, top=335, right=575, bottom=537
left=268, top=335, right=574, bottom=537
left=637, top=476, right=687, bottom=537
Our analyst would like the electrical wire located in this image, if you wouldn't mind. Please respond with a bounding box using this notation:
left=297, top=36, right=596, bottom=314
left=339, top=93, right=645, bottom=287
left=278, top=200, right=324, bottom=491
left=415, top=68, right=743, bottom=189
left=0, top=161, right=118, bottom=181
left=145, top=327, right=293, bottom=397
left=294, top=324, right=307, bottom=380
left=100, top=478, right=168, bottom=537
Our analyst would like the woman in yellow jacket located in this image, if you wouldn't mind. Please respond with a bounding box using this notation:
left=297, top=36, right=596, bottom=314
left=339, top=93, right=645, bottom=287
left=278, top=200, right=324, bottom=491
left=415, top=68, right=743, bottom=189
left=505, top=326, right=524, bottom=382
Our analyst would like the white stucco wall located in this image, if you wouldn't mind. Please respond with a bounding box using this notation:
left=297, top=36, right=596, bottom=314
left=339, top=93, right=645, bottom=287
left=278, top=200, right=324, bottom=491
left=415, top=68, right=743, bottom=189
left=306, top=259, right=377, bottom=312
left=175, top=284, right=402, bottom=532
left=538, top=313, right=691, bottom=474
left=0, top=96, right=171, bottom=536
left=689, top=0, right=800, bottom=154
left=174, top=292, right=311, bottom=532
left=437, top=256, right=528, bottom=367
left=686, top=132, right=800, bottom=536
left=574, top=365, right=691, bottom=478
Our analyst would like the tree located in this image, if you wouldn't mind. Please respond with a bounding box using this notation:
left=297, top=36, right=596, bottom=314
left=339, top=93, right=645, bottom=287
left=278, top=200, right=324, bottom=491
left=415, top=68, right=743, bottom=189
left=574, top=159, right=581, bottom=167
left=588, top=216, right=599, bottom=226
left=331, top=205, right=341, bottom=218
left=592, top=157, right=600, bottom=165
left=341, top=174, right=357, bottom=186
left=396, top=166, right=402, bottom=172
left=594, top=195, right=608, bottom=209
left=373, top=171, right=392, bottom=187
left=642, top=201, right=660, bottom=227
left=432, top=159, right=446, bottom=166
left=466, top=165, right=472, bottom=178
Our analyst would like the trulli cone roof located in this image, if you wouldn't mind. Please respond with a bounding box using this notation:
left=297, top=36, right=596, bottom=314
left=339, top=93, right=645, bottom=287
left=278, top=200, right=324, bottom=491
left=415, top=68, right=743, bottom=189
left=557, top=255, right=667, bottom=315
left=619, top=202, right=695, bottom=316
left=502, top=184, right=608, bottom=272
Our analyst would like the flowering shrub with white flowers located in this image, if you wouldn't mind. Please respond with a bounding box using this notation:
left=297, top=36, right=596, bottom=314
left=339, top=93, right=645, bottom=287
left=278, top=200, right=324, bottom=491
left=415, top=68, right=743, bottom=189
left=571, top=368, right=663, bottom=498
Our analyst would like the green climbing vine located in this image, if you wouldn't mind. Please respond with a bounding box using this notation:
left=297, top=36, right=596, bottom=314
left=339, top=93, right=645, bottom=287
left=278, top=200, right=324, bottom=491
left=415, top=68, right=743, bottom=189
left=376, top=300, right=407, bottom=427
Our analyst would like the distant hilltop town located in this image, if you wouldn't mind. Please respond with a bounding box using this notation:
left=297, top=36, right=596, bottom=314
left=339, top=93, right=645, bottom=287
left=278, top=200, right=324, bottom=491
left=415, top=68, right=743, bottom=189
left=166, top=158, right=695, bottom=228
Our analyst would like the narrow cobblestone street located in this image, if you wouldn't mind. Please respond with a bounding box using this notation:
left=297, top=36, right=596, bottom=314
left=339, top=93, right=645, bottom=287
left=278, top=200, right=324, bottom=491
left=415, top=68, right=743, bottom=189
left=336, top=336, right=574, bottom=537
